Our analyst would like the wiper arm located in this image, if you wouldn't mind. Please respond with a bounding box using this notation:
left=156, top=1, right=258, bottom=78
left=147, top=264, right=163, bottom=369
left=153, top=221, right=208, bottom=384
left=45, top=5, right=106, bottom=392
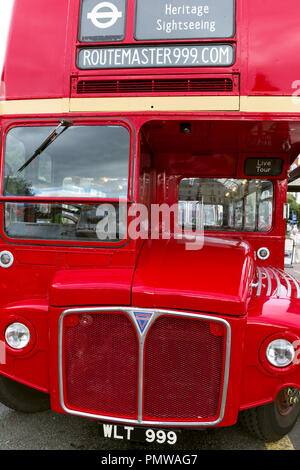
left=17, top=120, right=73, bottom=173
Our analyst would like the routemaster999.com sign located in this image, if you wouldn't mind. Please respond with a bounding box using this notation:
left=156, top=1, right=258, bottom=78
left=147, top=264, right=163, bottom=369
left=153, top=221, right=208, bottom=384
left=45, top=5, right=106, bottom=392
left=78, top=0, right=236, bottom=69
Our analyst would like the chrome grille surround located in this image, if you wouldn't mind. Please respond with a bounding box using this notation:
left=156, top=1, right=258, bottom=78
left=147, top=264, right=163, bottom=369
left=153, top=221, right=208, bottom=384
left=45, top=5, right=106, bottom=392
left=58, top=307, right=231, bottom=427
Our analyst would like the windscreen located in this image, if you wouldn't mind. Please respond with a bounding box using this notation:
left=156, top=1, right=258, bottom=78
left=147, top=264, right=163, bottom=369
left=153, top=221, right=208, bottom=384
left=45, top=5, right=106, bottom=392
left=3, top=124, right=131, bottom=242
left=178, top=178, right=273, bottom=232
left=4, top=125, right=130, bottom=199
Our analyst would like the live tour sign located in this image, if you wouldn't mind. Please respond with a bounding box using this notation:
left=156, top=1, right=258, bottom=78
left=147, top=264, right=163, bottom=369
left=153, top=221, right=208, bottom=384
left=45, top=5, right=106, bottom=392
left=78, top=0, right=236, bottom=69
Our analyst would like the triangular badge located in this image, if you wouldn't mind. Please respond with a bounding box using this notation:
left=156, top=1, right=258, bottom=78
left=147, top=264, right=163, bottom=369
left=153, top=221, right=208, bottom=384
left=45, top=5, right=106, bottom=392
left=134, top=312, right=153, bottom=333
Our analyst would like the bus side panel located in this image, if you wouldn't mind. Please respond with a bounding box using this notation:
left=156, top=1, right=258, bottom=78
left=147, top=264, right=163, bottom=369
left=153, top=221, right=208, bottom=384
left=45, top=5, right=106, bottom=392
left=242, top=0, right=300, bottom=96
left=3, top=0, right=70, bottom=100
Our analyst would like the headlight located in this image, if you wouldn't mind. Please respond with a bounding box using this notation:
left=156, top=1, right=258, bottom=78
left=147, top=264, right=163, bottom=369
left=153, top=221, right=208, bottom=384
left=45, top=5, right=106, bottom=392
left=266, top=339, right=295, bottom=368
left=5, top=323, right=31, bottom=350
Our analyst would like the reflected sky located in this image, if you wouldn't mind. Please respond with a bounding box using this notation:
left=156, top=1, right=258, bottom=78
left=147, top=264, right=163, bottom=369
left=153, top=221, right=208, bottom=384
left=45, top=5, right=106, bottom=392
left=4, top=125, right=131, bottom=199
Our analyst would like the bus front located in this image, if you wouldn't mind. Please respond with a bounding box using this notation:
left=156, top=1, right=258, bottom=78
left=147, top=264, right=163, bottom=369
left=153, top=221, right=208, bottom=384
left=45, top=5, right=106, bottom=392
left=1, top=0, right=300, bottom=444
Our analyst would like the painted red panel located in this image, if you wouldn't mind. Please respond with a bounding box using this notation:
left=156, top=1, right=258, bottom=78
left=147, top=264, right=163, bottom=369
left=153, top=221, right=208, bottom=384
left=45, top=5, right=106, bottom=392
left=3, top=0, right=300, bottom=99
left=67, top=253, right=111, bottom=267
left=2, top=0, right=70, bottom=99
left=132, top=237, right=255, bottom=316
left=16, top=250, right=59, bottom=266
left=0, top=301, right=50, bottom=392
left=50, top=268, right=134, bottom=306
left=242, top=0, right=300, bottom=96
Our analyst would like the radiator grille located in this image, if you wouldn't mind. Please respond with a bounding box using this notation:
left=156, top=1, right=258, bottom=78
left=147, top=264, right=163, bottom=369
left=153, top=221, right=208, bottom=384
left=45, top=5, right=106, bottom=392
left=61, top=310, right=227, bottom=424
left=143, top=316, right=224, bottom=420
left=63, top=312, right=138, bottom=417
left=75, top=77, right=233, bottom=95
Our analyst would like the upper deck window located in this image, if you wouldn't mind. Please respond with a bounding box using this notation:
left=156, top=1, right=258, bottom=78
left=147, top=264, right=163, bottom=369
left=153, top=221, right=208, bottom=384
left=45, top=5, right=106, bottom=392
left=3, top=125, right=130, bottom=199
left=178, top=178, right=273, bottom=232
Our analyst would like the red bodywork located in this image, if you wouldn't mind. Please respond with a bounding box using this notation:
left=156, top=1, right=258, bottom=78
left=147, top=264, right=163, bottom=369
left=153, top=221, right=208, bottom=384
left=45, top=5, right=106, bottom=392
left=1, top=0, right=300, bottom=429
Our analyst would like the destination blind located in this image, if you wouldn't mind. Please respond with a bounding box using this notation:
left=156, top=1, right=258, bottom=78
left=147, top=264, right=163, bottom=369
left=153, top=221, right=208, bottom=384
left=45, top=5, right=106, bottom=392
left=135, top=0, right=235, bottom=40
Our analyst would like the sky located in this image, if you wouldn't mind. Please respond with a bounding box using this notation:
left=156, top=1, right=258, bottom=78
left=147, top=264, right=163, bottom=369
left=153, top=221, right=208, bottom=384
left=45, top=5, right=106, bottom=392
left=0, top=0, right=14, bottom=77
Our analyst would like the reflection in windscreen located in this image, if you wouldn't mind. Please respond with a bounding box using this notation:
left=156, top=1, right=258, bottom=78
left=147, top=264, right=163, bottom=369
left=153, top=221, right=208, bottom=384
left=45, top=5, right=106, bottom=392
left=178, top=178, right=273, bottom=232
left=4, top=203, right=127, bottom=242
left=4, top=125, right=130, bottom=199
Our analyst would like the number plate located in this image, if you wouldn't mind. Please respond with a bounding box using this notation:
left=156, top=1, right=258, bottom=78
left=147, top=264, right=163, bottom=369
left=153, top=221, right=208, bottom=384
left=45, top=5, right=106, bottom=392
left=100, top=423, right=179, bottom=445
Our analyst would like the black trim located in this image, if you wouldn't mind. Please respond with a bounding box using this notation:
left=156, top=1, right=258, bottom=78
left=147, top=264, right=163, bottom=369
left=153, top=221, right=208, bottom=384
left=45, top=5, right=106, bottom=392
left=288, top=185, right=300, bottom=192
left=288, top=166, right=300, bottom=184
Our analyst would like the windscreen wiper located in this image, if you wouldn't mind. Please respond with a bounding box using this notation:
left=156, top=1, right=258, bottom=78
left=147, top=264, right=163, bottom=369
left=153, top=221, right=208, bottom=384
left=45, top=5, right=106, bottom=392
left=17, top=120, right=73, bottom=173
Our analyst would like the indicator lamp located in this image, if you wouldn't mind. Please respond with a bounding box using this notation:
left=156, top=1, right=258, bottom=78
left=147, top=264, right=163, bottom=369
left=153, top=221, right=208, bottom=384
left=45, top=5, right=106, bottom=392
left=257, top=247, right=270, bottom=260
left=0, top=251, right=14, bottom=268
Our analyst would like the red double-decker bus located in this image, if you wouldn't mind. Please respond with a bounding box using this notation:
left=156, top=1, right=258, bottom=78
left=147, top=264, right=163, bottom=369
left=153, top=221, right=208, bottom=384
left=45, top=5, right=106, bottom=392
left=1, top=0, right=300, bottom=444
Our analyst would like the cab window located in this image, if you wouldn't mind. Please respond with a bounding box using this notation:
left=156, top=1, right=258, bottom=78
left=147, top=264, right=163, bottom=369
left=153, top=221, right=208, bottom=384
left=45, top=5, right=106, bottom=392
left=178, top=178, right=273, bottom=232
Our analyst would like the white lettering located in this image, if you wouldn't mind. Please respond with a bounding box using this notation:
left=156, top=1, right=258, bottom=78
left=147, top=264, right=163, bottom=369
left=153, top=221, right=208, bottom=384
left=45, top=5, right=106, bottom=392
left=113, top=425, right=124, bottom=440
left=83, top=49, right=91, bottom=66
left=156, top=19, right=162, bottom=31
left=163, top=47, right=172, bottom=64
left=165, top=3, right=210, bottom=17
left=156, top=18, right=216, bottom=34
left=124, top=426, right=134, bottom=440
left=131, top=49, right=141, bottom=65
left=103, top=424, right=113, bottom=438
left=210, top=47, right=219, bottom=64
left=99, top=49, right=107, bottom=66
left=107, top=49, right=114, bottom=66
left=114, top=49, right=121, bottom=65
left=101, top=454, right=136, bottom=468
left=79, top=45, right=233, bottom=69
left=202, top=47, right=210, bottom=64
left=156, top=47, right=164, bottom=65
left=141, top=48, right=149, bottom=65
left=220, top=46, right=230, bottom=64
left=91, top=49, right=100, bottom=66
left=121, top=48, right=132, bottom=65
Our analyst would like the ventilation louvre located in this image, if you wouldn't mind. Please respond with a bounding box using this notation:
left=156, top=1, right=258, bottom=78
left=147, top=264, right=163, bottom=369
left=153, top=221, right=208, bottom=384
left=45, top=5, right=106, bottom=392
left=74, top=77, right=235, bottom=96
